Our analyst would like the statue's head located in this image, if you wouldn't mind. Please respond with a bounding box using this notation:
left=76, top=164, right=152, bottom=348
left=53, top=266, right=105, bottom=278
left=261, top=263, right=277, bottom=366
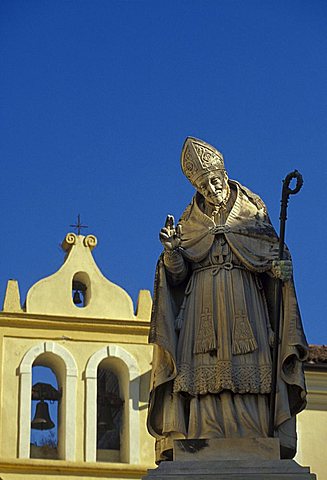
left=181, top=137, right=229, bottom=206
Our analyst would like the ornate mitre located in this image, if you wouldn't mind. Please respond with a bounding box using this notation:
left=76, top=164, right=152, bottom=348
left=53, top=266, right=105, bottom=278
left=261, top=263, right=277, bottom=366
left=181, top=137, right=225, bottom=185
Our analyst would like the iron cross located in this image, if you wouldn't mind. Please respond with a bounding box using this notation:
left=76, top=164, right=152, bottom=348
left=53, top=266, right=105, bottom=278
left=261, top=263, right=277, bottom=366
left=70, top=214, right=88, bottom=235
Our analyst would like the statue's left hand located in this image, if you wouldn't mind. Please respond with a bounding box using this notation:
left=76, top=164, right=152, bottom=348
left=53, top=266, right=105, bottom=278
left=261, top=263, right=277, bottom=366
left=272, top=260, right=293, bottom=282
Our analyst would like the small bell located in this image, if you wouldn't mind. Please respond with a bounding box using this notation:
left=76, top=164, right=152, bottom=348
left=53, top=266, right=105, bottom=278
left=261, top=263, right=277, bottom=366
left=31, top=399, right=55, bottom=430
left=98, top=403, right=115, bottom=431
left=73, top=289, right=82, bottom=305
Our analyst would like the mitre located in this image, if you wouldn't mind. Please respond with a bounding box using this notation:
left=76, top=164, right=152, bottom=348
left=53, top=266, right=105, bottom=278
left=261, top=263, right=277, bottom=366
left=181, top=137, right=225, bottom=185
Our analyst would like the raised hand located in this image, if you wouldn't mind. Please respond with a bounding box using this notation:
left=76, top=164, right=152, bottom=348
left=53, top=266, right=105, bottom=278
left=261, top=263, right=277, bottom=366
left=159, top=215, right=182, bottom=251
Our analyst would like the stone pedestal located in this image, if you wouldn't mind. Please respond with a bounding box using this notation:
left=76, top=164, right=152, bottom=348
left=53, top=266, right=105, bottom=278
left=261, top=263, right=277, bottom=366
left=143, top=439, right=317, bottom=480
left=144, top=459, right=316, bottom=479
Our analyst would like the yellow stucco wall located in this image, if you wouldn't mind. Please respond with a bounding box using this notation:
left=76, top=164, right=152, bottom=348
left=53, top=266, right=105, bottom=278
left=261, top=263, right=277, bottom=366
left=295, top=370, right=327, bottom=480
left=0, top=233, right=156, bottom=479
left=0, top=333, right=154, bottom=464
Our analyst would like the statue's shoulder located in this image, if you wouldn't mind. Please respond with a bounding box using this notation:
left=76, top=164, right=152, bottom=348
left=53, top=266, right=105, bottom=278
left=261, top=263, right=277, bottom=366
left=232, top=180, right=267, bottom=215
left=178, top=196, right=196, bottom=223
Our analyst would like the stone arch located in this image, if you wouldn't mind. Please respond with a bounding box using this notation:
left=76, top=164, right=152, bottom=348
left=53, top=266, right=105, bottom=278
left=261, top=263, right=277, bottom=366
left=18, top=341, right=77, bottom=460
left=85, top=345, right=140, bottom=464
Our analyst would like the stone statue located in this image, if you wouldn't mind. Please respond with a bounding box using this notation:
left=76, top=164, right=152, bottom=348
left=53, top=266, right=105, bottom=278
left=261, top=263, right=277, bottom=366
left=147, top=137, right=308, bottom=463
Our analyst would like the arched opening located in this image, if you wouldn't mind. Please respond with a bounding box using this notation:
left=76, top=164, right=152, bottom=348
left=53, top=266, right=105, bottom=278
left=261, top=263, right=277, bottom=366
left=85, top=345, right=140, bottom=464
left=96, top=363, right=124, bottom=462
left=30, top=365, right=60, bottom=459
left=18, top=342, right=77, bottom=461
left=72, top=272, right=91, bottom=308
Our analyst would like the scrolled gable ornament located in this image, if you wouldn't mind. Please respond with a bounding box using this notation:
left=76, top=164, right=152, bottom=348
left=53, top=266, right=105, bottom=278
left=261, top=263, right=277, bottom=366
left=147, top=137, right=308, bottom=463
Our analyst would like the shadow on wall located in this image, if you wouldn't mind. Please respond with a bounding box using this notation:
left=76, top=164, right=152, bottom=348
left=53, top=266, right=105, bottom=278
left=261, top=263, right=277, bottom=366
left=133, top=369, right=151, bottom=410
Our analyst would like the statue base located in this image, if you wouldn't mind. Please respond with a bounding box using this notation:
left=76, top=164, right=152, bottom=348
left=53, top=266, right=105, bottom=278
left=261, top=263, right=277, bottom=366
left=174, top=437, right=280, bottom=461
left=143, top=439, right=317, bottom=479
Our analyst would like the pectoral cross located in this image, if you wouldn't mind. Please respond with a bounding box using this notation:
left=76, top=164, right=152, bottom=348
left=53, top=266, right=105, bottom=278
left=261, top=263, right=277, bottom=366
left=213, top=237, right=228, bottom=264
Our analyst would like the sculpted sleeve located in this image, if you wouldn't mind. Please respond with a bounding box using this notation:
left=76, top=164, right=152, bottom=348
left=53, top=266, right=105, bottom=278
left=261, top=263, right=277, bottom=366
left=163, top=249, right=189, bottom=285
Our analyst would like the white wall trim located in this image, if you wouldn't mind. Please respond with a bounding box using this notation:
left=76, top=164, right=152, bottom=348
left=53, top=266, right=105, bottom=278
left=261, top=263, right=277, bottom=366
left=18, top=341, right=77, bottom=460
left=85, top=345, right=140, bottom=464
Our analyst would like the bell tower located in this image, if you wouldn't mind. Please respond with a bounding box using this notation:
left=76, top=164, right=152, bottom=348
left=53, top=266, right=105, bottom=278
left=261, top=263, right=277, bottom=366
left=0, top=231, right=155, bottom=478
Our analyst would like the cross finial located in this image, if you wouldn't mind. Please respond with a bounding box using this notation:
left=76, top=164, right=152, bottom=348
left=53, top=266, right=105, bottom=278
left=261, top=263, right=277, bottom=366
left=70, top=214, right=88, bottom=235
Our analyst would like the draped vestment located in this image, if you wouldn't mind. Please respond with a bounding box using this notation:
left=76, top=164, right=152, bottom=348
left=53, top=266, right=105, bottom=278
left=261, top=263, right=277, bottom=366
left=147, top=181, right=307, bottom=462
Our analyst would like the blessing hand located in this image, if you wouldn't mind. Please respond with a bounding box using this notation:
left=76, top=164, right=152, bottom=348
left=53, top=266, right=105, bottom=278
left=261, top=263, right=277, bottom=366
left=159, top=215, right=182, bottom=251
left=272, top=260, right=293, bottom=282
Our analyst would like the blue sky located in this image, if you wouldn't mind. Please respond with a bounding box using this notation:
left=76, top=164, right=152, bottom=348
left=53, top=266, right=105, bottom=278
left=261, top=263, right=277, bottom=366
left=0, top=0, right=326, bottom=344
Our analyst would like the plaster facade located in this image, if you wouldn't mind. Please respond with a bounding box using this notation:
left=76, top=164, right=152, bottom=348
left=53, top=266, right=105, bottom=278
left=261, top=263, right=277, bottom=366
left=295, top=368, right=327, bottom=480
left=0, top=233, right=155, bottom=479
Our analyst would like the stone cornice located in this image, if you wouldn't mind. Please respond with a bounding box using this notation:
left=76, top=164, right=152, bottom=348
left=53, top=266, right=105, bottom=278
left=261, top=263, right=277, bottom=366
left=0, top=311, right=150, bottom=338
left=0, top=458, right=150, bottom=477
left=304, top=369, right=327, bottom=409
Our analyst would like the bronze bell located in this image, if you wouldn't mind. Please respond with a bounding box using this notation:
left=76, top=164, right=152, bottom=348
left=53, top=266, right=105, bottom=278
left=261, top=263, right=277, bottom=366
left=31, top=399, right=55, bottom=430
left=73, top=289, right=82, bottom=305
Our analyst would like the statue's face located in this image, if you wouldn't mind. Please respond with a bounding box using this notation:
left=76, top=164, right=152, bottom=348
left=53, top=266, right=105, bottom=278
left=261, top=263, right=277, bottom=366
left=195, top=170, right=229, bottom=206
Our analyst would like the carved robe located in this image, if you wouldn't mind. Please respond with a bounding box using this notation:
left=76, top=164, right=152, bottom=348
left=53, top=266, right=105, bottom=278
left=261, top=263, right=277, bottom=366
left=148, top=181, right=307, bottom=462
